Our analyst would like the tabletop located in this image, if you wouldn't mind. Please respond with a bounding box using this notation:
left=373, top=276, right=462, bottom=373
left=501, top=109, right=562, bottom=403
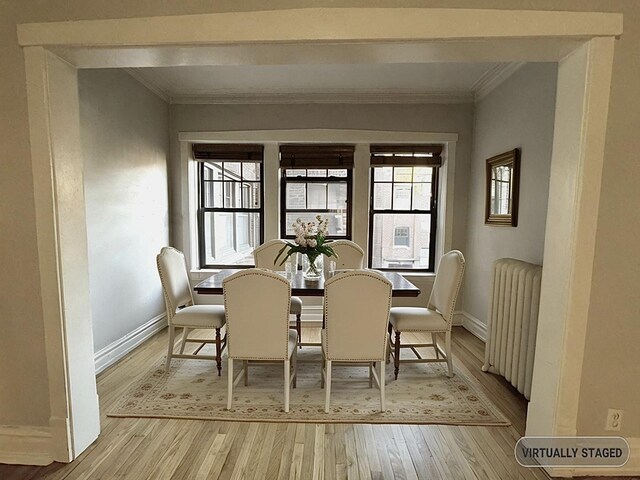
left=194, top=269, right=421, bottom=297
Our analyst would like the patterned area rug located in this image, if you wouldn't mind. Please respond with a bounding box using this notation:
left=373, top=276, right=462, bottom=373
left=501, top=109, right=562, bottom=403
left=108, top=348, right=509, bottom=425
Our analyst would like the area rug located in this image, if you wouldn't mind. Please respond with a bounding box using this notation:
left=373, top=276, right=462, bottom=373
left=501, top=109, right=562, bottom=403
left=108, top=348, right=509, bottom=426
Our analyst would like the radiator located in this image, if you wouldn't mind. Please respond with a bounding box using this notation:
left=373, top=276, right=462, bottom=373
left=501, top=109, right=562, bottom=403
left=482, top=258, right=542, bottom=400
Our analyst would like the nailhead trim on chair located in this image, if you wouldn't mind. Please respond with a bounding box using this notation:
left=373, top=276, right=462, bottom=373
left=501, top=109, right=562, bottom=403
left=323, top=270, right=392, bottom=362
left=223, top=268, right=292, bottom=361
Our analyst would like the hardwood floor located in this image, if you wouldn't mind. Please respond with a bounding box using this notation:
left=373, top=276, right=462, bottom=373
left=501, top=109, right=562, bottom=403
left=0, top=327, right=550, bottom=480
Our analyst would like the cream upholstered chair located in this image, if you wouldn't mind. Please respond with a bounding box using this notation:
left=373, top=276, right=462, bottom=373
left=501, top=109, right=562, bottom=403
left=388, top=250, right=465, bottom=379
left=253, top=239, right=304, bottom=348
left=321, top=270, right=392, bottom=413
left=323, top=239, right=365, bottom=275
left=156, top=247, right=227, bottom=374
left=223, top=268, right=298, bottom=412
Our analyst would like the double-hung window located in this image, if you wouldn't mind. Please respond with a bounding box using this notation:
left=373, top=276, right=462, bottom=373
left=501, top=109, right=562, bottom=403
left=369, top=145, right=442, bottom=272
left=280, top=145, right=354, bottom=239
left=193, top=144, right=264, bottom=268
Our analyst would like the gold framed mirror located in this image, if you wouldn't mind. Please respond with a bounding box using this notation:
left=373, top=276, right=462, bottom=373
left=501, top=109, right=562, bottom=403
left=485, top=148, right=520, bottom=226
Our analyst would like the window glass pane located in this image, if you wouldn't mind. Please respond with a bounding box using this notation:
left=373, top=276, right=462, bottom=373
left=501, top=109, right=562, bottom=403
left=373, top=183, right=392, bottom=210
left=371, top=213, right=431, bottom=269
left=285, top=212, right=347, bottom=237
left=223, top=182, right=242, bottom=208
left=374, top=167, right=393, bottom=181
left=203, top=162, right=223, bottom=180
left=393, top=184, right=412, bottom=210
left=412, top=183, right=431, bottom=210
left=307, top=169, right=327, bottom=177
left=413, top=167, right=432, bottom=183
left=203, top=181, right=225, bottom=208
left=242, top=163, right=260, bottom=181
left=307, top=183, right=328, bottom=209
left=241, top=182, right=261, bottom=208
left=394, top=167, right=413, bottom=182
left=202, top=212, right=260, bottom=266
left=327, top=183, right=347, bottom=209
left=286, top=183, right=307, bottom=209
left=286, top=169, right=306, bottom=177
left=328, top=169, right=348, bottom=178
left=223, top=162, right=241, bottom=179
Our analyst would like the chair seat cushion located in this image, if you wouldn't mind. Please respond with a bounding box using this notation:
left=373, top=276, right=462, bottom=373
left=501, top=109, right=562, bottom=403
left=389, top=307, right=447, bottom=332
left=288, top=329, right=298, bottom=357
left=172, top=304, right=226, bottom=328
left=289, top=296, right=303, bottom=314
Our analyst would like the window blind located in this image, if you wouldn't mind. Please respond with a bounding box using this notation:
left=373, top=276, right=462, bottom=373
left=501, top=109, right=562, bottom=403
left=192, top=144, right=263, bottom=161
left=279, top=145, right=355, bottom=168
left=370, top=144, right=443, bottom=167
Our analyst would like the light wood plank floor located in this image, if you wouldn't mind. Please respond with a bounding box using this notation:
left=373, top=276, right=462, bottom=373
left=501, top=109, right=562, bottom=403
left=1, top=327, right=552, bottom=480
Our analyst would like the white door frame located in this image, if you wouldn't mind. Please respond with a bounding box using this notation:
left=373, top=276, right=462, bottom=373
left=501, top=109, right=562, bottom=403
left=18, top=8, right=621, bottom=475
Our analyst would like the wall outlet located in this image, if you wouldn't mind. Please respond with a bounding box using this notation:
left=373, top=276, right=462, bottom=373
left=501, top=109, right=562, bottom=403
left=605, top=409, right=623, bottom=431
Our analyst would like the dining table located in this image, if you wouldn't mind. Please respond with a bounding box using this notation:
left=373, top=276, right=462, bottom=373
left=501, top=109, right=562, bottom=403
left=194, top=268, right=421, bottom=349
left=194, top=269, right=421, bottom=297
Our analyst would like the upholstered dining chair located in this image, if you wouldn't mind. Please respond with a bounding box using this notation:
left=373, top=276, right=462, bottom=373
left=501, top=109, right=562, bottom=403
left=323, top=239, right=365, bottom=276
left=156, top=247, right=227, bottom=374
left=321, top=270, right=392, bottom=413
left=388, top=250, right=465, bottom=379
left=253, top=239, right=304, bottom=348
left=223, top=268, right=298, bottom=412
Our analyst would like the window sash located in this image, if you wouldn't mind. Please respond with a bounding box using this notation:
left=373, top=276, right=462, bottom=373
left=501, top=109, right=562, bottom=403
left=368, top=166, right=439, bottom=272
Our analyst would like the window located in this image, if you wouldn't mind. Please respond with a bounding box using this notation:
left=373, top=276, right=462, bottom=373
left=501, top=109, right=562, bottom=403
left=193, top=144, right=264, bottom=268
left=369, top=145, right=442, bottom=271
left=280, top=145, right=354, bottom=239
left=394, top=227, right=411, bottom=247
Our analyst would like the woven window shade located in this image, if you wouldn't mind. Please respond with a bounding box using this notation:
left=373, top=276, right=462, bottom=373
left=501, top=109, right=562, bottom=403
left=192, top=144, right=263, bottom=161
left=370, top=145, right=442, bottom=167
left=279, top=145, right=355, bottom=168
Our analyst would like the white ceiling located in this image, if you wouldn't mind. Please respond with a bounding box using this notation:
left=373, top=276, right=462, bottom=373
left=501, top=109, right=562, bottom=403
left=128, top=61, right=524, bottom=104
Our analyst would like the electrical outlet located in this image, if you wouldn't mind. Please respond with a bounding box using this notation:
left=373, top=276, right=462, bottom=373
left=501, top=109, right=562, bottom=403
left=605, top=409, right=623, bottom=431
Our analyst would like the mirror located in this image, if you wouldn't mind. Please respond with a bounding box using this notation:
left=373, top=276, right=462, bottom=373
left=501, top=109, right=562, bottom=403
left=485, top=148, right=520, bottom=226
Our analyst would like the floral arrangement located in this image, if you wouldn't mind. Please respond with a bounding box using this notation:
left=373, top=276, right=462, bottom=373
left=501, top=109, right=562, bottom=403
left=276, top=216, right=336, bottom=278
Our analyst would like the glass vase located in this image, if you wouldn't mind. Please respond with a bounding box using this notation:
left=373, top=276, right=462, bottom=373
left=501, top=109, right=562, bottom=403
left=303, top=253, right=323, bottom=280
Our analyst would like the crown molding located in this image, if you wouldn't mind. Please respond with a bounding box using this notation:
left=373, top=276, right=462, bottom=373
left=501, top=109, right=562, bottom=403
left=472, top=62, right=526, bottom=102
left=170, top=90, right=474, bottom=105
left=123, top=68, right=170, bottom=103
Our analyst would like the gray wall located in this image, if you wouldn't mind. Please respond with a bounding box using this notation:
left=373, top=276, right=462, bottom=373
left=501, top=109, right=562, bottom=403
left=462, top=63, right=557, bottom=324
left=79, top=69, right=170, bottom=352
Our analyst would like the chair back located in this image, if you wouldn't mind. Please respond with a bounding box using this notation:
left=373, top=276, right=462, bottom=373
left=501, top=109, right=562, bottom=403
left=428, top=250, right=466, bottom=325
left=253, top=239, right=288, bottom=270
left=156, top=247, right=194, bottom=320
left=324, top=240, right=365, bottom=276
left=223, top=268, right=291, bottom=360
left=323, top=270, right=392, bottom=361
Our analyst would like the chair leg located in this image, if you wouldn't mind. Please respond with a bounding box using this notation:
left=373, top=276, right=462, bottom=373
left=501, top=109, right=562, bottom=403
left=292, top=348, right=297, bottom=389
left=386, top=326, right=392, bottom=364
left=227, top=358, right=233, bottom=410
left=296, top=314, right=302, bottom=348
left=324, top=360, right=332, bottom=413
left=284, top=360, right=290, bottom=413
left=432, top=332, right=439, bottom=359
left=320, top=357, right=325, bottom=389
left=165, top=325, right=176, bottom=371
left=380, top=360, right=386, bottom=412
left=369, top=363, right=373, bottom=388
left=394, top=331, right=401, bottom=380
left=243, top=360, right=249, bottom=386
left=445, top=330, right=453, bottom=378
left=215, top=328, right=222, bottom=376
left=179, top=327, right=191, bottom=354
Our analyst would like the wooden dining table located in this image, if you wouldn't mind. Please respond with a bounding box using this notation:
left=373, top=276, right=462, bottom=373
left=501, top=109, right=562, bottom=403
left=194, top=269, right=421, bottom=297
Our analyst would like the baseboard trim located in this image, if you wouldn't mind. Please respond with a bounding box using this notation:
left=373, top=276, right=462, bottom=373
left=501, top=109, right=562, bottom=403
left=94, top=313, right=167, bottom=374
left=544, top=437, right=640, bottom=477
left=459, top=311, right=488, bottom=342
left=302, top=305, right=324, bottom=323
left=0, top=425, right=53, bottom=466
